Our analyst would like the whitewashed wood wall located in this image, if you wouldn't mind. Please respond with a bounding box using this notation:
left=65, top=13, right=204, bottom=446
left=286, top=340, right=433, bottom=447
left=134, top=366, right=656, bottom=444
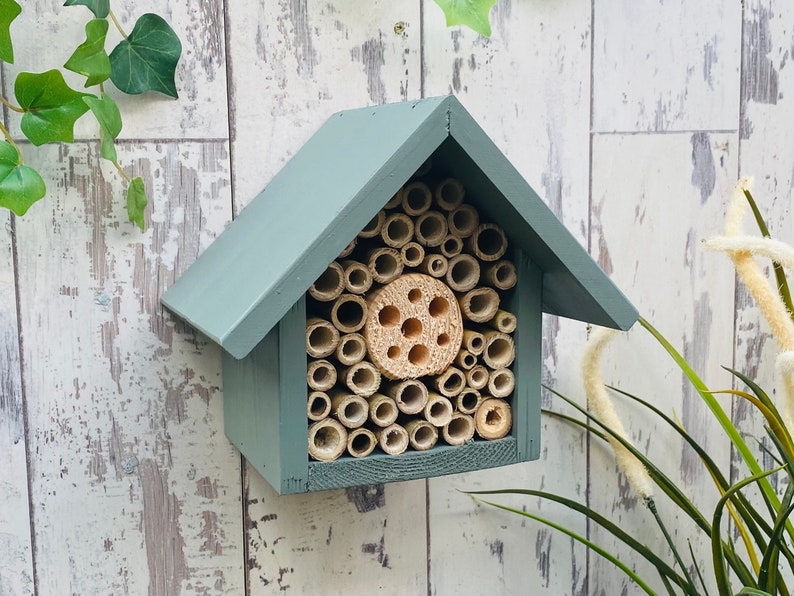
left=1, top=0, right=789, bottom=594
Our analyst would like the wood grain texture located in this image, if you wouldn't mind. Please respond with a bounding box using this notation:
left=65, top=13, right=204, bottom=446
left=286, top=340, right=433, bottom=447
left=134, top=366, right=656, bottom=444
left=5, top=0, right=228, bottom=139
left=0, top=212, right=34, bottom=596
left=589, top=132, right=738, bottom=594
left=13, top=141, right=243, bottom=595
left=422, top=0, right=593, bottom=593
left=225, top=0, right=428, bottom=593
left=592, top=0, right=741, bottom=132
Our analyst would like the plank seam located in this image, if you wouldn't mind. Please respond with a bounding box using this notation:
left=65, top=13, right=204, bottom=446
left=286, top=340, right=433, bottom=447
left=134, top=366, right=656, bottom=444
left=592, top=128, right=739, bottom=136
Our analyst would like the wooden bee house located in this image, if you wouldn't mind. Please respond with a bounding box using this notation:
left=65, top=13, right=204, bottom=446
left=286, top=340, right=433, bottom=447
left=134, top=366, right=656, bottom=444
left=161, top=96, right=637, bottom=495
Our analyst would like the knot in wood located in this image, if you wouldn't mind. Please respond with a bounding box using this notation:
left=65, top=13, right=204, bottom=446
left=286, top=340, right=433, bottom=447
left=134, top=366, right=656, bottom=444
left=365, top=273, right=463, bottom=380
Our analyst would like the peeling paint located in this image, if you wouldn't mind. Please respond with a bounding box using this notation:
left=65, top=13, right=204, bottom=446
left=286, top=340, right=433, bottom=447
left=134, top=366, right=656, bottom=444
left=741, top=3, right=780, bottom=137
left=690, top=132, right=716, bottom=204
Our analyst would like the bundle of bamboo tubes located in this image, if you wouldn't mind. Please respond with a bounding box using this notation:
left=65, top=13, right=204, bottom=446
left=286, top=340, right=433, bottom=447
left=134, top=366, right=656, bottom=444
left=306, top=162, right=518, bottom=462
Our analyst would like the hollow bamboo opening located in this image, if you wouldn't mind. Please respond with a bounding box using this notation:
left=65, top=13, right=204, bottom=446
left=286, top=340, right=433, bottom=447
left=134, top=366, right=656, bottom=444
left=367, top=393, right=399, bottom=427
left=308, top=418, right=348, bottom=461
left=483, top=260, right=517, bottom=291
left=307, top=391, right=332, bottom=421
left=459, top=287, right=500, bottom=323
left=368, top=248, right=404, bottom=284
left=400, top=241, right=425, bottom=267
left=433, top=366, right=466, bottom=397
left=434, top=178, right=465, bottom=211
left=488, top=368, right=515, bottom=398
left=419, top=254, right=448, bottom=278
left=401, top=181, right=432, bottom=216
left=330, top=294, right=368, bottom=333
left=405, top=419, right=438, bottom=451
left=358, top=210, right=386, bottom=239
left=376, top=423, right=409, bottom=455
left=306, top=317, right=340, bottom=358
left=447, top=204, right=479, bottom=238
left=488, top=309, right=517, bottom=334
left=381, top=213, right=414, bottom=248
left=474, top=399, right=512, bottom=440
left=385, top=379, right=428, bottom=414
left=466, top=365, right=489, bottom=390
left=341, top=361, right=382, bottom=397
left=455, top=389, right=481, bottom=415
left=454, top=349, right=477, bottom=370
left=384, top=188, right=403, bottom=209
left=446, top=254, right=480, bottom=292
left=342, top=260, right=373, bottom=295
left=440, top=234, right=463, bottom=258
left=338, top=238, right=357, bottom=259
left=468, top=223, right=507, bottom=262
left=462, top=330, right=485, bottom=355
left=307, top=359, right=337, bottom=391
left=482, top=331, right=516, bottom=369
left=330, top=390, right=369, bottom=429
left=308, top=261, right=345, bottom=302
left=442, top=413, right=475, bottom=446
left=336, top=332, right=367, bottom=366
left=424, top=393, right=453, bottom=427
left=347, top=428, right=377, bottom=458
left=415, top=211, right=448, bottom=247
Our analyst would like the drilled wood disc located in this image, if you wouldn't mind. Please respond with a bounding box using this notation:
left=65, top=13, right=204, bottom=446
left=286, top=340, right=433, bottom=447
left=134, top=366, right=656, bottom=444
left=365, top=273, right=463, bottom=380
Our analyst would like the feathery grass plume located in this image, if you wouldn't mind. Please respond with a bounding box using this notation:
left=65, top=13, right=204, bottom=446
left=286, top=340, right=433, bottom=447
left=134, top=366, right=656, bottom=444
left=583, top=326, right=654, bottom=501
left=705, top=177, right=794, bottom=429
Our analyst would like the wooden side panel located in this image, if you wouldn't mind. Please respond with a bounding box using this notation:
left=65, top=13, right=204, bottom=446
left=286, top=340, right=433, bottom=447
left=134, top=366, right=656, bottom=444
left=225, top=1, right=429, bottom=592
left=0, top=214, right=34, bottom=595
left=422, top=0, right=593, bottom=593
left=592, top=0, right=741, bottom=132
left=14, top=142, right=244, bottom=595
left=589, top=132, right=737, bottom=594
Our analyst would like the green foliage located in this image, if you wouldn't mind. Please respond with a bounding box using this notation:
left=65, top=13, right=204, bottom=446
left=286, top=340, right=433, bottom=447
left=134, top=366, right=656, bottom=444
left=63, top=0, right=109, bottom=19
left=0, top=0, right=20, bottom=63
left=0, top=2, right=181, bottom=227
left=433, top=0, right=498, bottom=37
left=65, top=18, right=111, bottom=87
left=0, top=142, right=45, bottom=215
left=109, top=13, right=181, bottom=97
left=473, top=194, right=794, bottom=594
left=16, top=70, right=91, bottom=145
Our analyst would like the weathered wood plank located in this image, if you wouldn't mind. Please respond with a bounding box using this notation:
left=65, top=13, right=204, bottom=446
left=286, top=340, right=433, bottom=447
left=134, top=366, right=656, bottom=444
left=592, top=0, right=741, bottom=132
left=225, top=1, right=428, bottom=593
left=589, top=131, right=737, bottom=594
left=13, top=141, right=244, bottom=595
left=0, top=212, right=34, bottom=596
left=6, top=0, right=228, bottom=139
left=421, top=0, right=593, bottom=593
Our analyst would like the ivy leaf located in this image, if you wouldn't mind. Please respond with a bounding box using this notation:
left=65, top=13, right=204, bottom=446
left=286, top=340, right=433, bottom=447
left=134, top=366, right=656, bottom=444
left=433, top=0, right=497, bottom=37
left=84, top=93, right=121, bottom=161
left=15, top=70, right=92, bottom=146
left=126, top=176, right=146, bottom=230
left=0, top=0, right=21, bottom=63
left=64, top=18, right=111, bottom=87
left=0, top=142, right=46, bottom=216
left=63, top=0, right=109, bottom=19
left=109, top=14, right=181, bottom=98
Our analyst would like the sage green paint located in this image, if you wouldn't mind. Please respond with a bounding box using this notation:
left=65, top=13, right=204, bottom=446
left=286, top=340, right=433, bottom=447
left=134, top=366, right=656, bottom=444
left=162, top=95, right=637, bottom=361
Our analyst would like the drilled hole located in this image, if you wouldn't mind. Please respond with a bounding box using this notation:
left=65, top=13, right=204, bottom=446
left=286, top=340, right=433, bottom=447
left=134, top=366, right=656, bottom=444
left=428, top=296, right=449, bottom=317
left=437, top=333, right=450, bottom=346
left=378, top=305, right=401, bottom=327
left=387, top=345, right=401, bottom=360
left=408, top=344, right=430, bottom=366
left=408, top=288, right=422, bottom=303
left=401, top=318, right=423, bottom=339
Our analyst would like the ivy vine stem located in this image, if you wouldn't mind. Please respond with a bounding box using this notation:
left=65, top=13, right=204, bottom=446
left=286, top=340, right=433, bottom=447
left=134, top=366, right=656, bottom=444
left=112, top=159, right=130, bottom=182
left=0, top=95, right=23, bottom=113
left=108, top=9, right=128, bottom=39
left=0, top=120, right=23, bottom=162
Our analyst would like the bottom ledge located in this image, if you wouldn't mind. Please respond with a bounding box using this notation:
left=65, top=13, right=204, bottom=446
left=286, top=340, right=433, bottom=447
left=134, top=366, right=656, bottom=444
left=304, top=437, right=520, bottom=493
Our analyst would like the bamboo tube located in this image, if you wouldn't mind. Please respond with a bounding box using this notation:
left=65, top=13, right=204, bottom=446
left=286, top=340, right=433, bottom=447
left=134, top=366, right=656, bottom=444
left=330, top=390, right=369, bottom=429
left=347, top=428, right=377, bottom=458
left=475, top=399, right=512, bottom=439
left=376, top=423, right=409, bottom=455
left=380, top=213, right=414, bottom=248
left=308, top=418, right=348, bottom=461
left=340, top=361, right=381, bottom=397
left=467, top=223, right=508, bottom=261
left=364, top=273, right=463, bottom=379
left=446, top=254, right=480, bottom=292
left=447, top=204, right=479, bottom=238
left=358, top=210, right=386, bottom=238
left=338, top=238, right=357, bottom=259
left=341, top=260, right=373, bottom=295
left=488, top=309, right=517, bottom=334
left=482, top=331, right=516, bottom=369
left=335, top=332, right=367, bottom=366
left=466, top=364, right=489, bottom=390
left=482, top=260, right=517, bottom=290
left=455, top=388, right=481, bottom=415
left=455, top=349, right=477, bottom=370
left=308, top=261, right=345, bottom=302
left=462, top=330, right=485, bottom=355
left=431, top=366, right=466, bottom=397
left=414, top=157, right=432, bottom=178
left=419, top=254, right=448, bottom=278
left=306, top=317, right=340, bottom=358
left=434, top=178, right=465, bottom=211
left=488, top=368, right=515, bottom=398
left=307, top=391, right=332, bottom=421
left=307, top=359, right=337, bottom=391
left=458, top=287, right=500, bottom=323
left=401, top=181, right=432, bottom=216
left=367, top=247, right=404, bottom=284
left=329, top=294, right=368, bottom=333
left=400, top=241, right=425, bottom=267
left=405, top=419, right=438, bottom=451
left=442, top=413, right=475, bottom=446
left=440, top=234, right=463, bottom=258
left=367, top=393, right=399, bottom=427
left=384, top=379, right=428, bottom=414
left=414, top=210, right=448, bottom=247
left=384, top=188, right=403, bottom=209
left=424, top=392, right=453, bottom=427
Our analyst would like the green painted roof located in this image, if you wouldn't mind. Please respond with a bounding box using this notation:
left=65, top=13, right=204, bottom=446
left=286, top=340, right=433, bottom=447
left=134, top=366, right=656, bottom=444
left=161, top=96, right=637, bottom=359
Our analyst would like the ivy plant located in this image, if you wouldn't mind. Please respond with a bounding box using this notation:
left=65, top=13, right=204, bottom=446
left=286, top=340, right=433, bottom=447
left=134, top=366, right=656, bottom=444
left=0, top=0, right=180, bottom=229
left=433, top=0, right=498, bottom=37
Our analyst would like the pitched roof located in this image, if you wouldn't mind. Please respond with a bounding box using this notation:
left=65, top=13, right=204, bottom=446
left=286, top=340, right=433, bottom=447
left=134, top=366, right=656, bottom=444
left=162, top=96, right=637, bottom=359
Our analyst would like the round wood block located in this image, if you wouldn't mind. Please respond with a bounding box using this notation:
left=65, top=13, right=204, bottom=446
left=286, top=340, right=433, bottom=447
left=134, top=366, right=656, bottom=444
left=365, top=273, right=463, bottom=380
